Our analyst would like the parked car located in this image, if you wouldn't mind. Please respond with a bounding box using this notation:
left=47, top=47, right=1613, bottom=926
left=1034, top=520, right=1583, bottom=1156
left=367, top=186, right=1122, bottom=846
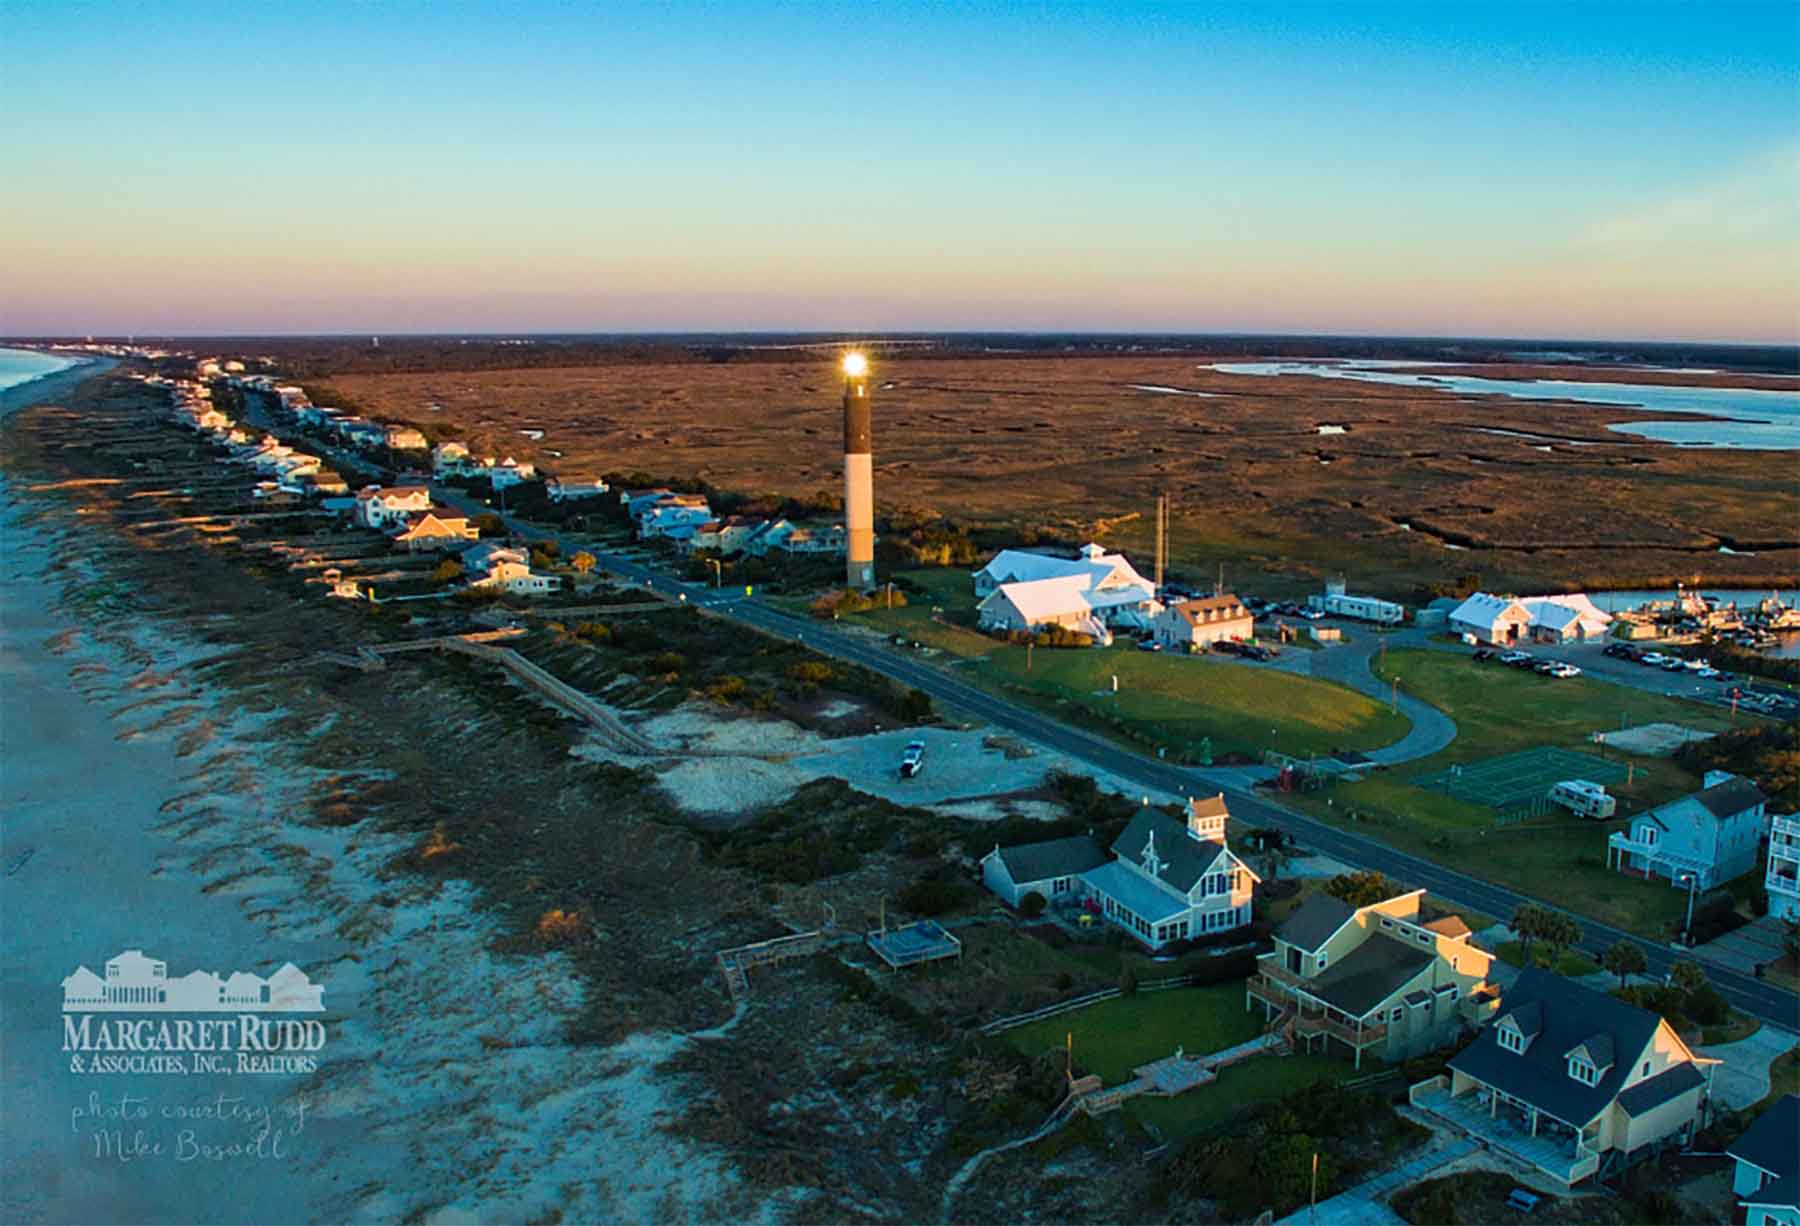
left=1682, top=658, right=1708, bottom=671
left=1245, top=646, right=1274, bottom=661
left=1472, top=648, right=1496, bottom=662
left=1499, top=651, right=1532, bottom=667
left=1533, top=659, right=1558, bottom=674
left=1696, top=667, right=1723, bottom=680
left=1548, top=663, right=1582, bottom=678
left=1603, top=643, right=1638, bottom=660
left=1137, top=638, right=1162, bottom=652
left=1213, top=640, right=1244, bottom=656
left=1661, top=658, right=1687, bottom=672
left=1298, top=608, right=1326, bottom=621
left=899, top=740, right=926, bottom=778
left=1639, top=652, right=1668, bottom=667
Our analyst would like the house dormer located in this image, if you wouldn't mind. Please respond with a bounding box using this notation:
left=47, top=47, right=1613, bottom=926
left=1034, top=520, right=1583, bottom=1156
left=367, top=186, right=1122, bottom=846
left=1141, top=830, right=1165, bottom=878
left=1565, top=1034, right=1614, bottom=1086
left=1186, top=794, right=1229, bottom=844
left=1495, top=1001, right=1542, bottom=1054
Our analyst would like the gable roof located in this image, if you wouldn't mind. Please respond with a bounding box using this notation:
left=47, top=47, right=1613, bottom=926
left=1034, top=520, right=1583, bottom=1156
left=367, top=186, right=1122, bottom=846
left=1110, top=807, right=1227, bottom=894
left=1305, top=933, right=1434, bottom=1018
left=1695, top=776, right=1766, bottom=820
left=1276, top=893, right=1357, bottom=953
left=1449, top=969, right=1670, bottom=1127
left=1616, top=1063, right=1706, bottom=1117
left=1566, top=1033, right=1615, bottom=1071
left=1730, top=1094, right=1800, bottom=1180
left=1423, top=915, right=1472, bottom=939
left=975, top=546, right=1153, bottom=600
left=1449, top=592, right=1528, bottom=627
left=1169, top=595, right=1251, bottom=626
left=1187, top=794, right=1229, bottom=822
left=982, top=575, right=1095, bottom=623
left=991, top=835, right=1109, bottom=885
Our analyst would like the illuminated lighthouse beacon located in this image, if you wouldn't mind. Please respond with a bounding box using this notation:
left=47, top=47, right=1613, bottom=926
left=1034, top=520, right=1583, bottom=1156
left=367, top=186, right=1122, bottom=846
left=841, top=351, right=876, bottom=590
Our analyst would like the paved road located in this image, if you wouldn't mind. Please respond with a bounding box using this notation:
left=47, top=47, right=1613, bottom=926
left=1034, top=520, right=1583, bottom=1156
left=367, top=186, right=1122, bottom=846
left=261, top=407, right=1800, bottom=1028
left=1276, top=635, right=1459, bottom=765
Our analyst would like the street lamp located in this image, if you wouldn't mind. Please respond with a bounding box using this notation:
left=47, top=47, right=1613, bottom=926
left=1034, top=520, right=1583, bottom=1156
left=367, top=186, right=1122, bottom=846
left=1679, top=872, right=1699, bottom=945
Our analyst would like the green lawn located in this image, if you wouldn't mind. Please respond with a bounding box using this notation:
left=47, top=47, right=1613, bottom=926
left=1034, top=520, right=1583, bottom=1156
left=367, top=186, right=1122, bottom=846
left=1005, top=984, right=1265, bottom=1083
left=1004, top=984, right=1356, bottom=1140
left=1494, top=940, right=1601, bottom=978
left=1287, top=649, right=1746, bottom=938
left=977, top=644, right=1413, bottom=760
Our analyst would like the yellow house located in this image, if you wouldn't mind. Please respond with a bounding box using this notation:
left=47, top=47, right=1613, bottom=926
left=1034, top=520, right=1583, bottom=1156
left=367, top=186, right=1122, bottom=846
left=1410, top=968, right=1717, bottom=1187
left=1247, top=888, right=1496, bottom=1068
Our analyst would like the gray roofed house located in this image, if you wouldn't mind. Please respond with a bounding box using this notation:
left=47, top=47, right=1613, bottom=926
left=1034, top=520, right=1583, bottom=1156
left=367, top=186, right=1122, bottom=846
left=1110, top=807, right=1227, bottom=894
left=1731, top=1094, right=1800, bottom=1207
left=979, top=797, right=1258, bottom=951
left=1250, top=887, right=1496, bottom=1069
left=1743, top=1174, right=1799, bottom=1226
left=1608, top=770, right=1768, bottom=890
left=1419, top=968, right=1715, bottom=1187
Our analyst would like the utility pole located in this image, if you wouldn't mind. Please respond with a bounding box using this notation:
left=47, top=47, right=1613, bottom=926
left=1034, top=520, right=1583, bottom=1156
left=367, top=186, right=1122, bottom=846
left=1154, top=493, right=1166, bottom=593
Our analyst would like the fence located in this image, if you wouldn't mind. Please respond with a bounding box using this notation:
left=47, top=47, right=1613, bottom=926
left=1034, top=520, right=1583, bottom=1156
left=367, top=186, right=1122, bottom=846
left=978, top=974, right=1197, bottom=1036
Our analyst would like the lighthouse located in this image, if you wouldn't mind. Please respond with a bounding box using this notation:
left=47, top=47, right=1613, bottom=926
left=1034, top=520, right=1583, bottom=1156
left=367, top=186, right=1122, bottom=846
left=841, top=351, right=876, bottom=590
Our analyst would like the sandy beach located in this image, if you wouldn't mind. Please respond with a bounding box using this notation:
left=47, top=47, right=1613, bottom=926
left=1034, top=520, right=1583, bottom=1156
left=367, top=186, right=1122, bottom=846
left=0, top=368, right=763, bottom=1223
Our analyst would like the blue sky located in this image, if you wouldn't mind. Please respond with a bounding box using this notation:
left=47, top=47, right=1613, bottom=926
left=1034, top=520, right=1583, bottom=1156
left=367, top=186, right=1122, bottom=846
left=3, top=1, right=1796, bottom=340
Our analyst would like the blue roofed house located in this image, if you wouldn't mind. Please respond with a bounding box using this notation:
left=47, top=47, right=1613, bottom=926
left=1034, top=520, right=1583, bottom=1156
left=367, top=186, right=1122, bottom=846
left=979, top=795, right=1256, bottom=950
left=1607, top=770, right=1767, bottom=890
left=1411, top=968, right=1717, bottom=1188
left=1248, top=888, right=1497, bottom=1069
left=1731, top=1095, right=1799, bottom=1226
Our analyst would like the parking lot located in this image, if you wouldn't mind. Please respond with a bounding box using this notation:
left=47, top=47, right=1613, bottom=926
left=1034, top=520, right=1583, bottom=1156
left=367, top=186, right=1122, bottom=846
left=1458, top=636, right=1796, bottom=717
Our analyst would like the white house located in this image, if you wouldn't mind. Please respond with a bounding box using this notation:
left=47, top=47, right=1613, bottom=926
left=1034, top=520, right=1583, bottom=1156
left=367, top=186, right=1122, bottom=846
left=353, top=485, right=434, bottom=530
left=1153, top=594, right=1255, bottom=651
left=686, top=515, right=767, bottom=555
left=977, top=575, right=1111, bottom=644
left=1767, top=813, right=1800, bottom=922
left=973, top=543, right=1158, bottom=630
left=486, top=456, right=537, bottom=489
left=1450, top=591, right=1614, bottom=645
left=547, top=475, right=610, bottom=502
left=1731, top=1096, right=1799, bottom=1226
left=981, top=796, right=1258, bottom=950
left=390, top=510, right=479, bottom=552
left=773, top=523, right=846, bottom=557
left=639, top=498, right=713, bottom=541
left=980, top=836, right=1111, bottom=909
left=385, top=424, right=429, bottom=452
left=1606, top=771, right=1767, bottom=890
left=469, top=560, right=560, bottom=597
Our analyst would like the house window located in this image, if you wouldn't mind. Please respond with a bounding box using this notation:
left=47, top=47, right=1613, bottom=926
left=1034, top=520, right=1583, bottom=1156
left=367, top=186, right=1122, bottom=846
left=1641, top=826, right=1658, bottom=846
left=1642, top=1062, right=1651, bottom=1076
left=1381, top=918, right=1394, bottom=930
left=1498, top=1027, right=1524, bottom=1054
left=1316, top=953, right=1328, bottom=970
left=1569, top=1057, right=1598, bottom=1086
left=1391, top=1006, right=1404, bottom=1022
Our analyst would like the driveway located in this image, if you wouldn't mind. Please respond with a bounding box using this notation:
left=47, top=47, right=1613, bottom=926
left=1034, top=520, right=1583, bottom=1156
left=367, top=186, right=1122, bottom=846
left=1696, top=915, right=1797, bottom=977
left=1698, top=1023, right=1799, bottom=1111
left=1271, top=636, right=1459, bottom=765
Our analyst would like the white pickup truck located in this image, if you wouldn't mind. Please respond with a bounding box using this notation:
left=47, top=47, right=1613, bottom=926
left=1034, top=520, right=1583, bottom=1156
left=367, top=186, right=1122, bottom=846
left=899, top=740, right=926, bottom=779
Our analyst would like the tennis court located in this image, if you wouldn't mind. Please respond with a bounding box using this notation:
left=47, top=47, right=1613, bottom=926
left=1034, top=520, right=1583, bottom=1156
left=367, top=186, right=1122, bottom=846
left=1416, top=746, right=1625, bottom=809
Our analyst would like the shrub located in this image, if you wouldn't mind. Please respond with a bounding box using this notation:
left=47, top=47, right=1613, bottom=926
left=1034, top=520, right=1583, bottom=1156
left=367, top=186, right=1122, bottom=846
left=786, top=660, right=835, bottom=685
left=1119, top=965, right=1138, bottom=997
left=1687, top=984, right=1731, bottom=1026
left=573, top=621, right=611, bottom=644
left=651, top=650, right=688, bottom=675
left=898, top=877, right=973, bottom=917
left=1019, top=891, right=1047, bottom=918
left=431, top=559, right=464, bottom=584
left=534, top=908, right=589, bottom=946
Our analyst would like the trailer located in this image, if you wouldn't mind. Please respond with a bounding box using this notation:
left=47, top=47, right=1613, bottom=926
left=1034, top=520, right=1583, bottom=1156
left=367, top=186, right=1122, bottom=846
left=1550, top=779, right=1617, bottom=820
left=1307, top=578, right=1405, bottom=625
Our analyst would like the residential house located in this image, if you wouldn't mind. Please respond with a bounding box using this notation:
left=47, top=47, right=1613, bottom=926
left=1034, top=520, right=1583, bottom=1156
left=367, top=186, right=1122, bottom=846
left=1152, top=594, right=1254, bottom=651
left=1767, top=813, right=1800, bottom=922
left=977, top=575, right=1111, bottom=644
left=547, top=475, right=610, bottom=502
left=773, top=523, right=846, bottom=557
left=352, top=485, right=433, bottom=530
left=621, top=488, right=676, bottom=516
left=686, top=515, right=767, bottom=556
left=1731, top=1095, right=1799, bottom=1226
left=1249, top=888, right=1496, bottom=1069
left=982, top=796, right=1257, bottom=951
left=740, top=518, right=796, bottom=557
left=385, top=425, right=429, bottom=452
left=306, top=469, right=349, bottom=496
left=1450, top=592, right=1614, bottom=645
left=979, top=835, right=1110, bottom=909
left=1412, top=968, right=1716, bottom=1187
left=468, top=560, right=560, bottom=597
left=1606, top=770, right=1767, bottom=889
left=391, top=510, right=479, bottom=552
left=639, top=495, right=713, bottom=541
left=334, top=417, right=388, bottom=450
left=432, top=441, right=471, bottom=477
left=972, top=542, right=1159, bottom=630
left=460, top=542, right=527, bottom=575
left=485, top=456, right=537, bottom=489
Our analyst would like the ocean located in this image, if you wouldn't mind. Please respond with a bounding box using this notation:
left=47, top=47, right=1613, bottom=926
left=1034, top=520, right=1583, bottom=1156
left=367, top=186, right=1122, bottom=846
left=0, top=347, right=80, bottom=394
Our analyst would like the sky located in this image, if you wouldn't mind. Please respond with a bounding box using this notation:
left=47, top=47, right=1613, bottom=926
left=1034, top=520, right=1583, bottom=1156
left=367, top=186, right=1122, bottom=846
left=2, top=1, right=1796, bottom=342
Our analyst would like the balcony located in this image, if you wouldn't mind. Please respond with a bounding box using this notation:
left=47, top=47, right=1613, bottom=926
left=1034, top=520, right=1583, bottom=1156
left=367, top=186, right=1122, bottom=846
left=1247, top=974, right=1385, bottom=1048
left=1294, top=1007, right=1387, bottom=1048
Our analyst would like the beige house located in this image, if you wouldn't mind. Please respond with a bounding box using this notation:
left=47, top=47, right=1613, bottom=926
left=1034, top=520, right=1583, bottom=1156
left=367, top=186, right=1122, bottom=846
left=391, top=510, right=479, bottom=552
left=1152, top=594, right=1254, bottom=651
left=1247, top=888, right=1496, bottom=1068
left=1411, top=968, right=1716, bottom=1187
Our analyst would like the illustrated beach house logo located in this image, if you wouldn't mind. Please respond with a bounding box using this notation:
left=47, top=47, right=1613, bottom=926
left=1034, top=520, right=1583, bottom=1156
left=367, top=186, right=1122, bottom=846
left=62, top=949, right=325, bottom=1013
